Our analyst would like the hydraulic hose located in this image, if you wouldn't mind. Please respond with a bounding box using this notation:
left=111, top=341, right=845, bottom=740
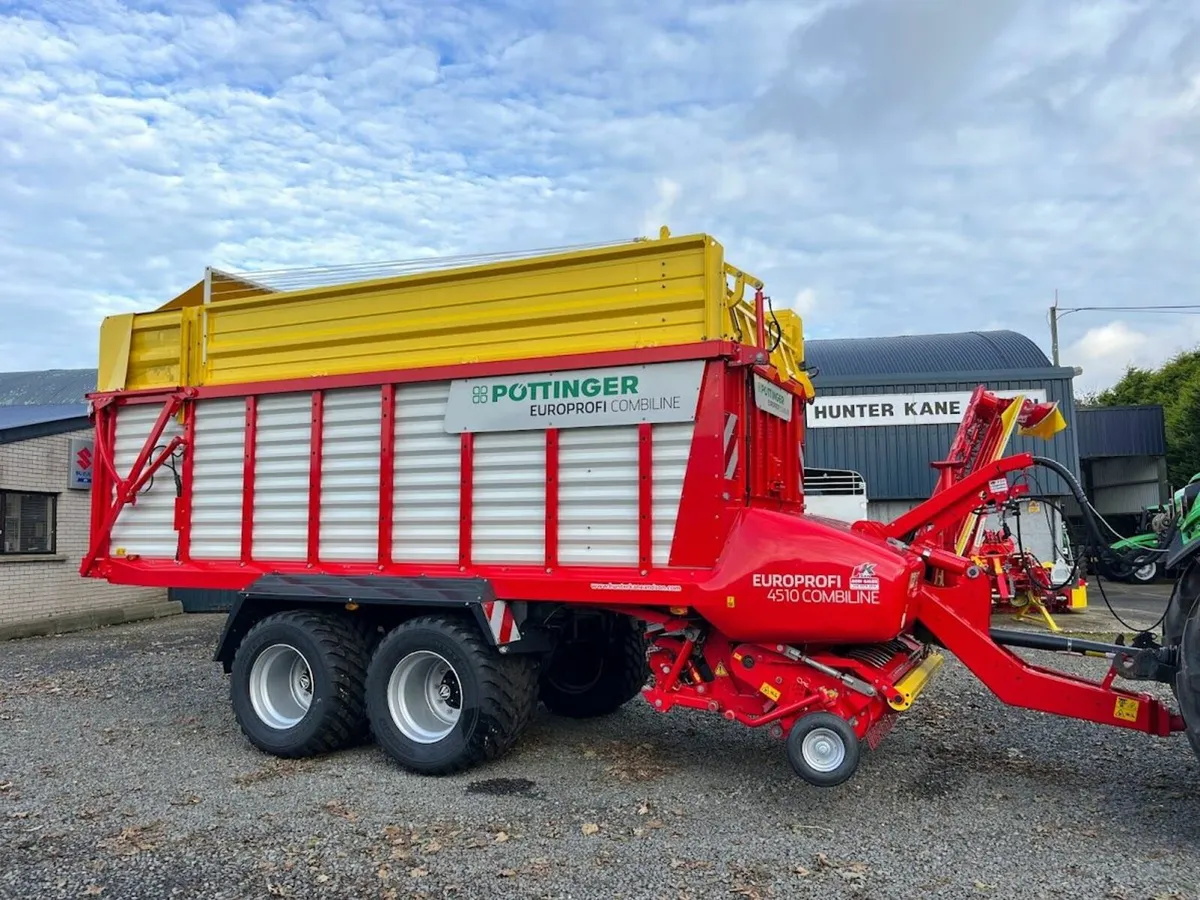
left=1030, top=455, right=1169, bottom=633
left=1030, top=456, right=1166, bottom=579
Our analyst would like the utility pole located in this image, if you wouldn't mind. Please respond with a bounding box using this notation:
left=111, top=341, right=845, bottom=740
left=1049, top=289, right=1059, bottom=366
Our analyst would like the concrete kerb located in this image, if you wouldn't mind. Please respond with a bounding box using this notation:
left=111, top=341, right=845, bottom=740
left=0, top=599, right=183, bottom=641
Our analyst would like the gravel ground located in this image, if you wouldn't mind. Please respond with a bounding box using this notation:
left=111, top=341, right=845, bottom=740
left=1, top=614, right=1198, bottom=900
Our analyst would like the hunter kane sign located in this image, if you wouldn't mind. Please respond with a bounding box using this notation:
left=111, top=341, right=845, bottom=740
left=806, top=390, right=1047, bottom=429
left=444, top=360, right=705, bottom=433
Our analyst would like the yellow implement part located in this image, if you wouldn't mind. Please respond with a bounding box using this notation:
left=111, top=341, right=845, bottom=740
left=96, top=230, right=811, bottom=396
left=1015, top=594, right=1062, bottom=632
left=1067, top=582, right=1088, bottom=611
left=888, top=652, right=945, bottom=711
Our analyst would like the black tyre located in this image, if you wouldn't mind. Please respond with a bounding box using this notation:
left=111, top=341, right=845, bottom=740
left=365, top=615, right=538, bottom=776
left=230, top=610, right=369, bottom=758
left=539, top=613, right=649, bottom=718
left=1166, top=562, right=1200, bottom=709
left=1163, top=563, right=1200, bottom=662
left=786, top=712, right=861, bottom=787
left=1175, top=564, right=1200, bottom=760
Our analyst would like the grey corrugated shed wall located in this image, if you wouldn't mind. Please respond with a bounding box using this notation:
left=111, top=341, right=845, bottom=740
left=1075, top=406, right=1166, bottom=459
left=804, top=371, right=1080, bottom=501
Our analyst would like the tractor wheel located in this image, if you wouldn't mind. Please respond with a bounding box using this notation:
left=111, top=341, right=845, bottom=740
left=1162, top=563, right=1200, bottom=671
left=365, top=615, right=539, bottom=776
left=230, top=610, right=370, bottom=758
left=539, top=613, right=649, bottom=718
left=1167, top=563, right=1200, bottom=761
left=786, top=712, right=861, bottom=787
left=1129, top=561, right=1159, bottom=584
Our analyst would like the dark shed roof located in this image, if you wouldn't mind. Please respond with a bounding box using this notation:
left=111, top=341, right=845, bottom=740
left=1075, top=406, right=1166, bottom=459
left=805, top=330, right=1052, bottom=381
left=0, top=369, right=97, bottom=406
left=0, top=404, right=90, bottom=445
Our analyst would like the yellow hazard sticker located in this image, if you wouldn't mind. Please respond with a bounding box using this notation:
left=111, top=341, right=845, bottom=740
left=760, top=683, right=781, bottom=702
left=1113, top=697, right=1140, bottom=723
left=732, top=651, right=743, bottom=662
left=726, top=595, right=736, bottom=608
left=715, top=662, right=728, bottom=677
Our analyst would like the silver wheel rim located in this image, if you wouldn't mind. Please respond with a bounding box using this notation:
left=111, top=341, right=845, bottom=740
left=802, top=727, right=846, bottom=773
left=1134, top=563, right=1156, bottom=580
left=249, top=643, right=313, bottom=730
left=387, top=650, right=462, bottom=744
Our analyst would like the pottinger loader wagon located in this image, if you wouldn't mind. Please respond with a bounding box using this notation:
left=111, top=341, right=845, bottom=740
left=82, top=230, right=1200, bottom=785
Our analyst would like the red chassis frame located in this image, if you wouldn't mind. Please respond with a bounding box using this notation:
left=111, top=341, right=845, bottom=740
left=82, top=343, right=1184, bottom=747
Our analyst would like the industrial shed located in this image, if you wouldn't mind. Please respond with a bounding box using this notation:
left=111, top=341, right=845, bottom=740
left=1071, top=405, right=1168, bottom=536
left=802, top=330, right=1080, bottom=560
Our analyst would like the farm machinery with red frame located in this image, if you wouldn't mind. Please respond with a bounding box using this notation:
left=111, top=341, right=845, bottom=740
left=79, top=231, right=1200, bottom=787
left=973, top=525, right=1087, bottom=628
left=926, top=387, right=1088, bottom=630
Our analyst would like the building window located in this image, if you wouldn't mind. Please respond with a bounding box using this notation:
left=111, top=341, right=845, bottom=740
left=0, top=491, right=57, bottom=555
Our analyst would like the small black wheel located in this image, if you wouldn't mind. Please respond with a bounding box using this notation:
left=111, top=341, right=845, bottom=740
left=1128, top=561, right=1159, bottom=584
left=786, top=712, right=861, bottom=787
left=230, top=610, right=370, bottom=758
left=366, top=615, right=538, bottom=776
left=540, top=612, right=649, bottom=718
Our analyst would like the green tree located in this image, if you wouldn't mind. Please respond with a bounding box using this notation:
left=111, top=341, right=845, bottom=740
left=1092, top=348, right=1200, bottom=487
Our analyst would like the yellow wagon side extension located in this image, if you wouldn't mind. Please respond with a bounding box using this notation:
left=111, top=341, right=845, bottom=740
left=96, top=229, right=810, bottom=396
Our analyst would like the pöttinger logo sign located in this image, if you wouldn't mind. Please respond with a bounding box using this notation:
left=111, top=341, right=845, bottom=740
left=443, top=360, right=706, bottom=433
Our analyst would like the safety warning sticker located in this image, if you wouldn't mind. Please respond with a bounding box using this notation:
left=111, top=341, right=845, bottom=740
left=759, top=683, right=781, bottom=702
left=1113, top=697, right=1140, bottom=723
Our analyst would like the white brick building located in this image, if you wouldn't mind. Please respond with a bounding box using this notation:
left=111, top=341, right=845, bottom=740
left=0, top=403, right=174, bottom=637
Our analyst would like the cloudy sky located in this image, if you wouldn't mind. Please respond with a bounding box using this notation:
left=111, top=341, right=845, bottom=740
left=2, top=0, right=1198, bottom=393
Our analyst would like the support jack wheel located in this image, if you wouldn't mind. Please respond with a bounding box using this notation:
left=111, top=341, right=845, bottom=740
left=786, top=712, right=860, bottom=787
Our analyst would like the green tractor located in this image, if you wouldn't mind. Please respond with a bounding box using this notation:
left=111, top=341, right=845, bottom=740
left=1109, top=509, right=1174, bottom=584
left=1099, top=473, right=1200, bottom=584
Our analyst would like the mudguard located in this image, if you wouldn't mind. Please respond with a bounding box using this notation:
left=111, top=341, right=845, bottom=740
left=1165, top=528, right=1200, bottom=573
left=212, top=574, right=550, bottom=672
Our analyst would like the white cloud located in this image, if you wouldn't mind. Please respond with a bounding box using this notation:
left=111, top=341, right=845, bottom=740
left=792, top=288, right=817, bottom=316
left=1066, top=318, right=1200, bottom=395
left=0, top=0, right=1196, bottom=393
left=640, top=177, right=682, bottom=239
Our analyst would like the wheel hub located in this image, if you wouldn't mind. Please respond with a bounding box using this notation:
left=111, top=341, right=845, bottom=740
left=387, top=650, right=463, bottom=744
left=248, top=643, right=314, bottom=730
left=801, top=727, right=846, bottom=773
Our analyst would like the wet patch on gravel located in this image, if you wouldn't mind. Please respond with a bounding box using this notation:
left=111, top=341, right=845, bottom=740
left=466, top=777, right=540, bottom=797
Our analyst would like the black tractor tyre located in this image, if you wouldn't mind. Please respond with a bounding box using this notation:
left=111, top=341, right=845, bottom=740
left=1161, top=564, right=1200, bottom=710
left=539, top=614, right=649, bottom=718
left=230, top=610, right=370, bottom=758
left=1174, top=564, right=1200, bottom=760
left=365, top=615, right=539, bottom=776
